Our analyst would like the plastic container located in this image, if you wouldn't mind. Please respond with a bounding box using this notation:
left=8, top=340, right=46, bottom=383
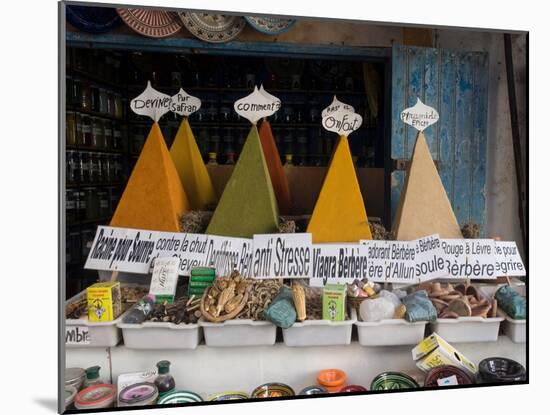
left=118, top=321, right=201, bottom=349
left=282, top=311, right=356, bottom=347
left=429, top=316, right=504, bottom=343
left=355, top=317, right=427, bottom=346
left=498, top=309, right=526, bottom=343
left=65, top=286, right=144, bottom=348
left=200, top=319, right=276, bottom=347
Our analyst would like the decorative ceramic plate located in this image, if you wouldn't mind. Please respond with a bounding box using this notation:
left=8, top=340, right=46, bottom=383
left=66, top=6, right=121, bottom=33
left=157, top=390, right=203, bottom=404
left=251, top=382, right=295, bottom=398
left=179, top=13, right=246, bottom=43
left=208, top=391, right=249, bottom=401
left=370, top=372, right=419, bottom=390
left=244, top=16, right=295, bottom=35
left=117, top=8, right=182, bottom=38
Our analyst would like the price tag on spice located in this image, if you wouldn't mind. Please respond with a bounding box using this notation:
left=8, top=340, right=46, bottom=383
left=170, top=88, right=201, bottom=116
left=321, top=96, right=362, bottom=137
left=493, top=241, right=526, bottom=276
left=234, top=85, right=281, bottom=124
left=400, top=98, right=439, bottom=131
left=149, top=257, right=180, bottom=303
left=440, top=239, right=498, bottom=279
left=65, top=326, right=90, bottom=345
left=130, top=81, right=172, bottom=122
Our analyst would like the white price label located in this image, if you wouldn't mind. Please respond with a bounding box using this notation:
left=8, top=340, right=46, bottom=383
left=65, top=326, right=90, bottom=345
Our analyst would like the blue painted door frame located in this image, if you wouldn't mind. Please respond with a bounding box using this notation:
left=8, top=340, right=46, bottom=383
left=391, top=45, right=489, bottom=235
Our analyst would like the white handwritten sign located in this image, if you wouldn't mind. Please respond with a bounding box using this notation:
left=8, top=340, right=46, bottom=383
left=494, top=241, right=526, bottom=276
left=65, top=326, right=90, bottom=345
left=321, top=96, right=362, bottom=137
left=252, top=233, right=312, bottom=278
left=234, top=85, right=281, bottom=124
left=440, top=239, right=497, bottom=279
left=170, top=88, right=201, bottom=116
left=149, top=257, right=180, bottom=299
left=400, top=98, right=439, bottom=131
left=412, top=234, right=448, bottom=281
left=130, top=81, right=172, bottom=122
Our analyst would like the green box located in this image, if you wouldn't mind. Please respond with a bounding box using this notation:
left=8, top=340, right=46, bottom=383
left=322, top=284, right=346, bottom=321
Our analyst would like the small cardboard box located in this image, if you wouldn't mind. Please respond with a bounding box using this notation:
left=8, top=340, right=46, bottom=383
left=323, top=284, right=346, bottom=321
left=87, top=282, right=122, bottom=322
left=411, top=333, right=477, bottom=376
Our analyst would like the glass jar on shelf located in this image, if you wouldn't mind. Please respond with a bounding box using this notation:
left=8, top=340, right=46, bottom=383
left=207, top=152, right=218, bottom=165
left=89, top=152, right=101, bottom=183
left=75, top=189, right=86, bottom=221
left=81, top=115, right=92, bottom=147
left=66, top=112, right=76, bottom=146
left=107, top=91, right=115, bottom=117
left=79, top=151, right=91, bottom=184
left=66, top=190, right=76, bottom=223
left=108, top=155, right=117, bottom=183
left=284, top=154, right=294, bottom=166
left=209, top=128, right=220, bottom=156
left=83, top=187, right=99, bottom=220
left=99, top=88, right=108, bottom=114
left=91, top=117, right=104, bottom=148
left=114, top=93, right=123, bottom=119
left=100, top=154, right=111, bottom=183
left=70, top=77, right=81, bottom=108
left=91, top=84, right=100, bottom=113
left=97, top=189, right=110, bottom=218
left=66, top=150, right=79, bottom=184
left=296, top=128, right=308, bottom=166
left=112, top=123, right=122, bottom=150
left=75, top=113, right=83, bottom=145
left=80, top=81, right=92, bottom=110
left=206, top=102, right=218, bottom=123
left=103, top=120, right=113, bottom=149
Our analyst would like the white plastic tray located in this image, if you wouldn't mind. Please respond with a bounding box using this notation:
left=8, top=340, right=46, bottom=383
left=497, top=309, right=526, bottom=343
left=282, top=311, right=356, bottom=347
left=355, top=318, right=427, bottom=346
left=429, top=316, right=504, bottom=343
left=199, top=319, right=277, bottom=347
left=118, top=321, right=202, bottom=349
left=65, top=291, right=131, bottom=348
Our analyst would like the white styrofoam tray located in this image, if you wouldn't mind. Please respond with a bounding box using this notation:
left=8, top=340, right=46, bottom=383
left=355, top=318, right=427, bottom=346
left=65, top=291, right=131, bottom=348
left=429, top=316, right=504, bottom=343
left=282, top=311, right=356, bottom=347
left=497, top=309, right=526, bottom=343
left=118, top=321, right=202, bottom=349
left=199, top=319, right=277, bottom=347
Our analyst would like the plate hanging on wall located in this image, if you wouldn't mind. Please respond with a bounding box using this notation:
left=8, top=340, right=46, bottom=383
left=116, top=8, right=182, bottom=38
left=178, top=13, right=246, bottom=43
left=244, top=16, right=296, bottom=35
left=66, top=6, right=121, bottom=34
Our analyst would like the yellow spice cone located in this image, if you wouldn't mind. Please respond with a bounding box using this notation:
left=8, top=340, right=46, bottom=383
left=170, top=118, right=217, bottom=210
left=110, top=122, right=190, bottom=232
left=392, top=131, right=462, bottom=240
left=307, top=135, right=372, bottom=242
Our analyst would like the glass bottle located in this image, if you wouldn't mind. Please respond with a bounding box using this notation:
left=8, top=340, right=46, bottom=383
left=207, top=153, right=218, bottom=165
left=84, top=366, right=103, bottom=387
left=155, top=361, right=175, bottom=396
left=284, top=154, right=294, bottom=166
left=122, top=294, right=156, bottom=324
left=66, top=112, right=76, bottom=146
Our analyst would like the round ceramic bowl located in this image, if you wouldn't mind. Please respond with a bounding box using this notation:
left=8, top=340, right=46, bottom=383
left=478, top=357, right=526, bottom=383
left=251, top=383, right=295, bottom=398
left=65, top=367, right=85, bottom=391
left=157, top=390, right=203, bottom=404
left=298, top=385, right=328, bottom=395
left=370, top=372, right=419, bottom=390
left=317, top=369, right=347, bottom=393
left=339, top=385, right=368, bottom=393
left=208, top=391, right=249, bottom=401
left=425, top=365, right=473, bottom=387
left=75, top=384, right=117, bottom=410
